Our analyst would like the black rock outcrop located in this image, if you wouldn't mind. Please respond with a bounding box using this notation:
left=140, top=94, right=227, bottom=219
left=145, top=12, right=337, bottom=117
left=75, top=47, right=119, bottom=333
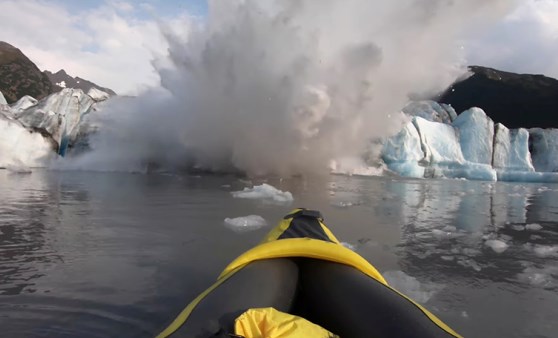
left=0, top=41, right=57, bottom=104
left=439, top=66, right=558, bottom=129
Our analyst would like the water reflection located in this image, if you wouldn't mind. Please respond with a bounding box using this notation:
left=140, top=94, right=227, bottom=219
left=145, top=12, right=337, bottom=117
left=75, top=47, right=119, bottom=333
left=0, top=172, right=67, bottom=295
left=1, top=171, right=557, bottom=338
left=368, top=178, right=557, bottom=337
left=382, top=179, right=558, bottom=281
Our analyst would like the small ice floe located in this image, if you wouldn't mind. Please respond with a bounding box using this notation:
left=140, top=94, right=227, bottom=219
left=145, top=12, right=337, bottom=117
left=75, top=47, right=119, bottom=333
left=340, top=242, right=357, bottom=251
left=332, top=201, right=360, bottom=208
left=533, top=245, right=558, bottom=258
left=442, top=225, right=457, bottom=232
left=383, top=270, right=440, bottom=303
left=517, top=265, right=557, bottom=288
left=511, top=225, right=526, bottom=231
left=457, top=258, right=482, bottom=272
left=485, top=239, right=509, bottom=253
left=432, top=229, right=453, bottom=240
left=231, top=183, right=293, bottom=204
left=526, top=223, right=543, bottom=231
left=224, top=215, right=268, bottom=233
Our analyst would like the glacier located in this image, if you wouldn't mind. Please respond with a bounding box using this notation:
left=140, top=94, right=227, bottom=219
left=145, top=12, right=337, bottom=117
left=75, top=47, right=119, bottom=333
left=2, top=86, right=558, bottom=183
left=16, top=88, right=97, bottom=156
left=382, top=101, right=558, bottom=182
left=0, top=88, right=109, bottom=168
left=0, top=111, right=57, bottom=168
left=452, top=108, right=494, bottom=165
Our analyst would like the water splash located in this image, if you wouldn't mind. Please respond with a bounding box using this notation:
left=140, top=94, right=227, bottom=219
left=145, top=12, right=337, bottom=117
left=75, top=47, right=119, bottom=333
left=69, top=0, right=515, bottom=176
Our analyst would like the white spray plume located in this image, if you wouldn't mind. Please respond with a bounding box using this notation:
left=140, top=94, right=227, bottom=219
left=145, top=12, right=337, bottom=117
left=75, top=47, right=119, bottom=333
left=67, top=0, right=515, bottom=176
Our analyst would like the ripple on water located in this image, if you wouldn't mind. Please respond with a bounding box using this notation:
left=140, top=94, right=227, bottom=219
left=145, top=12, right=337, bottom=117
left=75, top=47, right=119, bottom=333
left=0, top=295, right=158, bottom=338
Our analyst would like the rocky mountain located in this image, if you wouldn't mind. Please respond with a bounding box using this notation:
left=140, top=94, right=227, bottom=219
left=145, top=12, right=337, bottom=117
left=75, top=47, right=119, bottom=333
left=44, top=69, right=116, bottom=96
left=439, top=66, right=558, bottom=129
left=0, top=41, right=116, bottom=104
left=0, top=41, right=57, bottom=104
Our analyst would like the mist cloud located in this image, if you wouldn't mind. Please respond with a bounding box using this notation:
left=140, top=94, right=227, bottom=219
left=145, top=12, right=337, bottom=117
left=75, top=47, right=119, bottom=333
left=68, top=0, right=517, bottom=176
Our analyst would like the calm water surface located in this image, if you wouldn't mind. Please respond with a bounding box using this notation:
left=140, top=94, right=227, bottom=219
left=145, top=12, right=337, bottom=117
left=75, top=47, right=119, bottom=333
left=0, top=170, right=557, bottom=337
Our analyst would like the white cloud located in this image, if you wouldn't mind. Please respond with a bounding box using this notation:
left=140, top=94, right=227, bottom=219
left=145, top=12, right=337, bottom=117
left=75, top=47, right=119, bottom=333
left=1, top=0, right=557, bottom=99
left=465, top=0, right=558, bottom=78
left=0, top=0, right=192, bottom=94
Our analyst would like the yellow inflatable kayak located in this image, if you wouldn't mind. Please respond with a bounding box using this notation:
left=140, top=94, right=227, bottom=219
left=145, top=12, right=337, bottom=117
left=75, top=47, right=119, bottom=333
left=156, top=209, right=462, bottom=338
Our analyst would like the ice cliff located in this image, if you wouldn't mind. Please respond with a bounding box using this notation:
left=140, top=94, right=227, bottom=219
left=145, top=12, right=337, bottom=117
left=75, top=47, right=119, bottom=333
left=0, top=88, right=109, bottom=168
left=1, top=87, right=558, bottom=183
left=382, top=101, right=558, bottom=182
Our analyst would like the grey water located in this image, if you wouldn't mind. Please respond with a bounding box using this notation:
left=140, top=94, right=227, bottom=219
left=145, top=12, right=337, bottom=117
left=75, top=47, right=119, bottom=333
left=0, top=170, right=557, bottom=338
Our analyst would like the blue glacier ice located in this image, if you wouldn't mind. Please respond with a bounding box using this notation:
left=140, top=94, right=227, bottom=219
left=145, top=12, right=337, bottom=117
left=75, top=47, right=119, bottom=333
left=493, top=124, right=534, bottom=172
left=383, top=115, right=497, bottom=181
left=382, top=120, right=425, bottom=178
left=15, top=88, right=103, bottom=156
left=381, top=103, right=558, bottom=182
left=452, top=108, right=494, bottom=165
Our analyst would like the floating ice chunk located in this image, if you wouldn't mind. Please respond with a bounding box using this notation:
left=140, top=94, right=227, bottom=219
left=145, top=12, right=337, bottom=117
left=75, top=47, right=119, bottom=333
left=383, top=270, right=440, bottom=303
left=517, top=266, right=557, bottom=288
left=526, top=223, right=543, bottom=231
left=442, top=225, right=457, bottom=232
left=223, top=215, right=268, bottom=233
left=432, top=229, right=453, bottom=239
left=533, top=245, right=558, bottom=258
left=341, top=242, right=357, bottom=251
left=452, top=108, right=494, bottom=165
left=332, top=201, right=360, bottom=208
left=485, top=239, right=509, bottom=253
left=231, top=183, right=293, bottom=203
left=457, top=258, right=482, bottom=271
left=511, top=225, right=525, bottom=231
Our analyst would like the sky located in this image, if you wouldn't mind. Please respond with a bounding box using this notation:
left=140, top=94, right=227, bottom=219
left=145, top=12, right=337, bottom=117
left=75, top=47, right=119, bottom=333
left=0, top=0, right=557, bottom=95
